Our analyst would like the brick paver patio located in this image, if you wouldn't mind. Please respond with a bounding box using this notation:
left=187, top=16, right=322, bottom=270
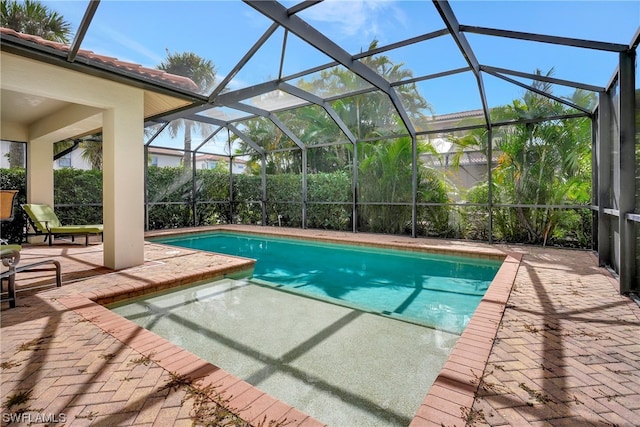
left=1, top=225, right=639, bottom=426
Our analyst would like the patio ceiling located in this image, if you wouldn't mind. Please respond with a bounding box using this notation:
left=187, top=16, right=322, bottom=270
left=1, top=0, right=638, bottom=154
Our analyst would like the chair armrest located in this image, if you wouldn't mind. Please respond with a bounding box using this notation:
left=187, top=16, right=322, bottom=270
left=1, top=249, right=20, bottom=269
left=33, top=220, right=51, bottom=232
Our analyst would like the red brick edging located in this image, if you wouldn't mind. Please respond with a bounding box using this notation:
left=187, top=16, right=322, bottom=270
left=411, top=253, right=521, bottom=426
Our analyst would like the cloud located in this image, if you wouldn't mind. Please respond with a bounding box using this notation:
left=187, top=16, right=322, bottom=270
left=301, top=0, right=405, bottom=42
left=93, top=23, right=164, bottom=68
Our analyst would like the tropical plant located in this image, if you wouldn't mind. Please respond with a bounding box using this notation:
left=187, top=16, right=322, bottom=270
left=358, top=135, right=446, bottom=234
left=80, top=139, right=103, bottom=170
left=302, top=40, right=431, bottom=140
left=53, top=136, right=103, bottom=170
left=451, top=70, right=595, bottom=245
left=1, top=0, right=71, bottom=168
left=157, top=51, right=217, bottom=167
left=231, top=40, right=444, bottom=234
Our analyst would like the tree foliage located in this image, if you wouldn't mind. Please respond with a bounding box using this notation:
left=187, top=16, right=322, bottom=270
left=157, top=51, right=217, bottom=167
left=453, top=70, right=594, bottom=246
left=1, top=0, right=70, bottom=42
left=1, top=0, right=71, bottom=168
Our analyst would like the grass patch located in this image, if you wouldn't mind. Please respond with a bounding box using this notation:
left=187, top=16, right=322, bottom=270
left=17, top=335, right=52, bottom=352
left=0, top=359, right=22, bottom=370
left=129, top=352, right=157, bottom=367
left=2, top=389, right=32, bottom=410
left=161, top=372, right=291, bottom=426
left=519, top=382, right=554, bottom=405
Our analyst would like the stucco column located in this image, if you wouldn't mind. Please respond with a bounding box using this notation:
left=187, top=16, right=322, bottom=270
left=102, top=94, right=144, bottom=270
left=26, top=140, right=54, bottom=206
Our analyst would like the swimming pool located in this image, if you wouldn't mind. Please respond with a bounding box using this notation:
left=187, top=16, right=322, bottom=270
left=151, top=231, right=501, bottom=334
left=111, top=277, right=460, bottom=426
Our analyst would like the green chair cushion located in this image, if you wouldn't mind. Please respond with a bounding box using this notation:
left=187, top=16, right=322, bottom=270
left=22, top=204, right=62, bottom=231
left=0, top=244, right=22, bottom=258
left=23, top=204, right=103, bottom=234
left=49, top=225, right=103, bottom=234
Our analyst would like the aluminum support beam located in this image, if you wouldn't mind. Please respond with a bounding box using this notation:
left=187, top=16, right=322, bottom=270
left=269, top=115, right=306, bottom=150
left=631, top=26, right=640, bottom=50
left=487, top=127, right=494, bottom=243
left=282, top=29, right=449, bottom=83
left=460, top=25, right=629, bottom=52
left=209, top=23, right=279, bottom=101
left=229, top=151, right=234, bottom=223
left=352, top=142, right=358, bottom=233
left=144, top=144, right=149, bottom=231
left=591, top=112, right=599, bottom=252
left=279, top=83, right=357, bottom=143
left=144, top=122, right=170, bottom=146
left=226, top=123, right=265, bottom=155
left=432, top=0, right=491, bottom=127
left=243, top=0, right=416, bottom=137
left=193, top=126, right=224, bottom=152
left=485, top=69, right=592, bottom=114
left=68, top=0, right=100, bottom=62
left=411, top=135, right=418, bottom=237
left=225, top=101, right=306, bottom=150
left=278, top=30, right=288, bottom=79
left=618, top=50, right=636, bottom=293
left=352, top=29, right=450, bottom=60
left=597, top=92, right=614, bottom=270
left=390, top=67, right=470, bottom=87
left=287, top=1, right=323, bottom=15
left=188, top=113, right=263, bottom=155
left=261, top=154, right=267, bottom=225
left=481, top=65, right=605, bottom=93
left=491, top=112, right=589, bottom=128
left=213, top=81, right=280, bottom=107
left=191, top=151, right=197, bottom=225
left=182, top=114, right=228, bottom=128
left=302, top=148, right=308, bottom=228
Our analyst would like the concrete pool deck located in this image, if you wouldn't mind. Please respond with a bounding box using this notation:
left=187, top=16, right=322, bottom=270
left=1, top=225, right=639, bottom=426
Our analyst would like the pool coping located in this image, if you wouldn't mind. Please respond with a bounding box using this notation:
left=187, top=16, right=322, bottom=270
left=58, top=226, right=521, bottom=426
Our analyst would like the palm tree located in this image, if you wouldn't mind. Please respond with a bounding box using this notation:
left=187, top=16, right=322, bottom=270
left=358, top=135, right=447, bottom=234
left=157, top=51, right=217, bottom=168
left=1, top=0, right=71, bottom=42
left=53, top=136, right=103, bottom=170
left=453, top=70, right=594, bottom=245
left=1, top=0, right=71, bottom=168
left=80, top=139, right=103, bottom=170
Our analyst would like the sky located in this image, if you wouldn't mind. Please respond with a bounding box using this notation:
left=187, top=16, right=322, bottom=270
left=38, top=0, right=639, bottom=147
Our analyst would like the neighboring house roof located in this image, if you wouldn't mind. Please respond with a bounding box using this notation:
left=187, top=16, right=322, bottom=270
left=195, top=154, right=246, bottom=164
left=430, top=109, right=485, bottom=122
left=148, top=147, right=184, bottom=157
left=0, top=27, right=199, bottom=92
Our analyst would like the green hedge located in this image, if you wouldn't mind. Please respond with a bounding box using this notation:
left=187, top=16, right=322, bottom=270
left=0, top=167, right=592, bottom=248
left=0, top=168, right=27, bottom=243
left=0, top=168, right=103, bottom=243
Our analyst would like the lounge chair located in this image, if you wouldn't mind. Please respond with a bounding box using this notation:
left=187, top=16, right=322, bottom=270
left=22, top=203, right=103, bottom=246
left=0, top=189, right=19, bottom=244
left=1, top=244, right=61, bottom=308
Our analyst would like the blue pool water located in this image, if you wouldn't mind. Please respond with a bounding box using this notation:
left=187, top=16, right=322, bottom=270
left=152, top=232, right=501, bottom=334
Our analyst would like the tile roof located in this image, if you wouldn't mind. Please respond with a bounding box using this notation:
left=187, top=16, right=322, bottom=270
left=1, top=27, right=199, bottom=92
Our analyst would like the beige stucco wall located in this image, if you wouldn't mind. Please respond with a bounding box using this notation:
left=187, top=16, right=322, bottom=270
left=1, top=52, right=145, bottom=269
